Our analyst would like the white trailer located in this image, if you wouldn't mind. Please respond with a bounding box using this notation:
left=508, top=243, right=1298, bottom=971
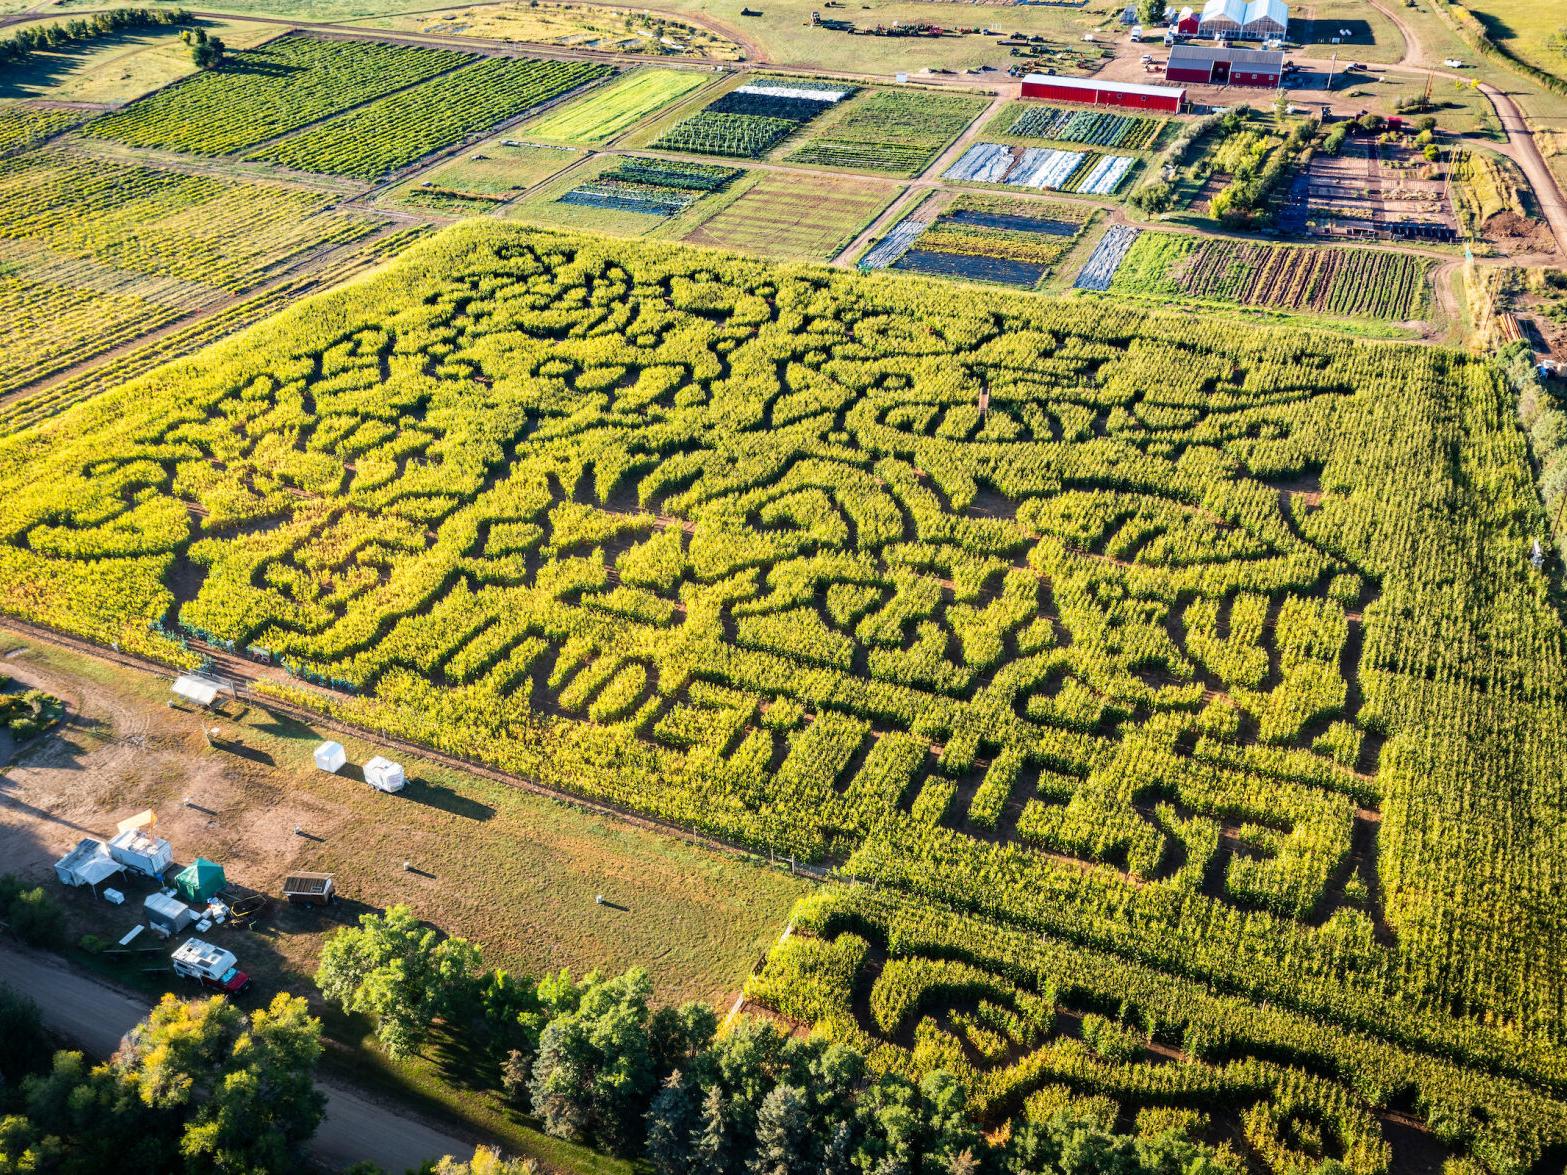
left=363, top=756, right=406, bottom=793
left=54, top=838, right=123, bottom=888
left=108, top=827, right=173, bottom=880
left=144, top=892, right=196, bottom=937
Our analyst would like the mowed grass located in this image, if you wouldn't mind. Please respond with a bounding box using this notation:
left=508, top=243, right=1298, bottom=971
left=681, top=170, right=901, bottom=259
left=1464, top=0, right=1566, bottom=82
left=1, top=634, right=809, bottom=1009
left=0, top=17, right=277, bottom=103
left=525, top=67, right=710, bottom=144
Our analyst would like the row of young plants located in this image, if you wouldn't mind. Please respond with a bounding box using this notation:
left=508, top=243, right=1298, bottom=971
left=558, top=158, right=741, bottom=217
left=0, top=101, right=84, bottom=157
left=247, top=56, right=609, bottom=180
left=1, top=225, right=1564, bottom=1160
left=785, top=88, right=988, bottom=177
left=652, top=77, right=851, bottom=159
left=84, top=32, right=472, bottom=156
left=1004, top=103, right=1163, bottom=150
left=1107, top=232, right=1431, bottom=322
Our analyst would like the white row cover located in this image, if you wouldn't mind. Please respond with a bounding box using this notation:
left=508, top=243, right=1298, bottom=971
left=734, top=83, right=849, bottom=102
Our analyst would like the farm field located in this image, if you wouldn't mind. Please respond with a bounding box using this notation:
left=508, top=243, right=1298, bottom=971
left=945, top=140, right=1137, bottom=196
left=0, top=17, right=277, bottom=103
left=368, top=1, right=744, bottom=61
left=651, top=76, right=856, bottom=158
left=679, top=168, right=898, bottom=258
left=0, top=222, right=1565, bottom=1169
left=0, top=100, right=84, bottom=155
left=246, top=55, right=610, bottom=181
left=559, top=157, right=742, bottom=218
left=379, top=141, right=581, bottom=215
left=863, top=193, right=1094, bottom=287
left=523, top=68, right=710, bottom=145
left=783, top=87, right=989, bottom=177
left=1108, top=231, right=1433, bottom=322
left=503, top=153, right=727, bottom=238
left=0, top=143, right=376, bottom=396
left=1443, top=0, right=1566, bottom=84
left=985, top=100, right=1166, bottom=151
left=82, top=33, right=473, bottom=156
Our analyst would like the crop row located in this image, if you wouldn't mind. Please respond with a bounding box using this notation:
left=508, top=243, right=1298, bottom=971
left=0, top=101, right=83, bottom=157
left=945, top=142, right=1134, bottom=194
left=786, top=89, right=987, bottom=177
left=84, top=33, right=471, bottom=156
left=652, top=77, right=848, bottom=159
left=248, top=56, right=609, bottom=180
left=1109, top=232, right=1431, bottom=321
left=1006, top=102, right=1163, bottom=150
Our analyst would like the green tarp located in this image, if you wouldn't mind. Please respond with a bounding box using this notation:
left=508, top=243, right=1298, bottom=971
left=173, top=857, right=225, bottom=905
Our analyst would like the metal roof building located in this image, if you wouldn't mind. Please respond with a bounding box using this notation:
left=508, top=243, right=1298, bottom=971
left=1166, top=43, right=1284, bottom=85
left=1198, top=0, right=1288, bottom=39
left=1021, top=73, right=1186, bottom=113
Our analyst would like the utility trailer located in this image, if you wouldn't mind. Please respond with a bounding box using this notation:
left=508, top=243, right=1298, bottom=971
left=282, top=873, right=336, bottom=907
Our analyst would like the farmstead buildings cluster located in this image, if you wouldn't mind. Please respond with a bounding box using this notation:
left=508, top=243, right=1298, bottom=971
left=0, top=2, right=1564, bottom=1172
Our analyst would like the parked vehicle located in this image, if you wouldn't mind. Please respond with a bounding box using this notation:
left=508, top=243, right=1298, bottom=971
left=171, top=939, right=252, bottom=994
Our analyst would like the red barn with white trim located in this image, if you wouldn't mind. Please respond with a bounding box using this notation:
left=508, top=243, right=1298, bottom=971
left=1020, top=73, right=1185, bottom=113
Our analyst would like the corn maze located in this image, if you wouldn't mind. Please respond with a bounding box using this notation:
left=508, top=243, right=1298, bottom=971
left=1, top=224, right=1565, bottom=1169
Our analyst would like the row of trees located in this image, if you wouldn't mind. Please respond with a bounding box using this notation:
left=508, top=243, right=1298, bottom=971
left=0, top=984, right=324, bottom=1174
left=316, top=906, right=1239, bottom=1174
left=0, top=8, right=191, bottom=66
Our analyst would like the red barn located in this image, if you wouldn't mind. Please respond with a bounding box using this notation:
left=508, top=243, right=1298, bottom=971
left=1166, top=44, right=1283, bottom=86
left=1174, top=6, right=1201, bottom=35
left=1020, top=73, right=1186, bottom=113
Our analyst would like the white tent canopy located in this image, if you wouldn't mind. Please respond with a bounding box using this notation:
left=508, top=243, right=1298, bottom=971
left=54, top=839, right=123, bottom=887
left=171, top=675, right=226, bottom=707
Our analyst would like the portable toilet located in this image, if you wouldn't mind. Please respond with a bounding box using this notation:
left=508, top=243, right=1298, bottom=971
left=173, top=858, right=226, bottom=905
left=363, top=756, right=406, bottom=794
left=144, top=892, right=195, bottom=937
left=314, top=740, right=347, bottom=774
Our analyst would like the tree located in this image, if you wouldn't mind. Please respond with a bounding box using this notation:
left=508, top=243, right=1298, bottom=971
left=691, top=1083, right=736, bottom=1173
left=316, top=904, right=483, bottom=1058
left=183, top=24, right=225, bottom=68
left=116, top=992, right=326, bottom=1173
left=645, top=1070, right=699, bottom=1175
left=529, top=969, right=656, bottom=1156
left=748, top=1083, right=808, bottom=1175
left=0, top=983, right=48, bottom=1086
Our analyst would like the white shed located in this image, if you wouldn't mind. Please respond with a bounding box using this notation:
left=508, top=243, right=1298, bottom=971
left=144, top=892, right=195, bottom=936
left=363, top=756, right=406, bottom=794
left=314, top=740, right=347, bottom=774
left=108, top=827, right=174, bottom=879
left=54, top=838, right=123, bottom=888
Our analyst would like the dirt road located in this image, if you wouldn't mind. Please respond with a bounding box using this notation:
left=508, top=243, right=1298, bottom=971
left=0, top=945, right=482, bottom=1173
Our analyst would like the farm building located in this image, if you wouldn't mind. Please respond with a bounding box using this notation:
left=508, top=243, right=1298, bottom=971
left=1198, top=0, right=1287, bottom=39
left=1020, top=73, right=1185, bottom=113
left=1166, top=44, right=1284, bottom=85
left=1174, top=6, right=1201, bottom=35
left=1241, top=0, right=1287, bottom=39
